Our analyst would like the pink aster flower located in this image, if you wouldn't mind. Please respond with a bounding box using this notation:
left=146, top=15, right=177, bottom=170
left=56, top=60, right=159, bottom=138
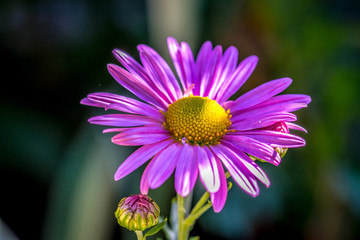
left=81, top=37, right=311, bottom=213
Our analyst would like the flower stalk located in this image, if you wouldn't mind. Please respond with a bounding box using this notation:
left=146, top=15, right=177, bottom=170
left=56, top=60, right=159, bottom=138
left=135, top=230, right=144, bottom=240
left=176, top=173, right=233, bottom=240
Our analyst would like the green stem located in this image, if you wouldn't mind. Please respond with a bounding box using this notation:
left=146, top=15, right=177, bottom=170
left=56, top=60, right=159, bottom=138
left=176, top=174, right=232, bottom=240
left=184, top=202, right=212, bottom=226
left=177, top=194, right=187, bottom=240
left=190, top=191, right=210, bottom=215
left=135, top=230, right=143, bottom=240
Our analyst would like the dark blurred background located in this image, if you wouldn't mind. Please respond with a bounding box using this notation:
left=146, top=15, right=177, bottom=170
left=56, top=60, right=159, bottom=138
left=1, top=0, right=359, bottom=239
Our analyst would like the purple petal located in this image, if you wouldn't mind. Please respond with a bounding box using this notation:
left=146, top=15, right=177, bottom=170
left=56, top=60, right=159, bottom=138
left=210, top=156, right=227, bottom=213
left=193, top=41, right=213, bottom=96
left=230, top=112, right=297, bottom=131
left=207, top=46, right=238, bottom=99
left=221, top=141, right=271, bottom=187
left=184, top=83, right=195, bottom=97
left=148, top=143, right=182, bottom=189
left=235, top=130, right=306, bottom=148
left=210, top=144, right=260, bottom=197
left=114, top=49, right=179, bottom=104
left=199, top=46, right=222, bottom=97
left=138, top=44, right=182, bottom=100
left=114, top=138, right=174, bottom=180
left=231, top=78, right=293, bottom=111
left=231, top=95, right=310, bottom=119
left=111, top=125, right=171, bottom=146
left=140, top=158, right=156, bottom=195
left=167, top=37, right=195, bottom=92
left=222, top=135, right=281, bottom=165
left=86, top=92, right=164, bottom=120
left=175, top=144, right=199, bottom=197
left=103, top=128, right=127, bottom=133
left=113, top=49, right=153, bottom=86
left=80, top=97, right=102, bottom=107
left=236, top=94, right=311, bottom=111
left=107, top=64, right=169, bottom=109
left=88, top=114, right=160, bottom=127
left=139, top=52, right=176, bottom=103
left=215, top=55, right=258, bottom=104
left=180, top=42, right=196, bottom=89
left=267, top=94, right=312, bottom=105
left=197, top=145, right=220, bottom=193
left=286, top=122, right=308, bottom=133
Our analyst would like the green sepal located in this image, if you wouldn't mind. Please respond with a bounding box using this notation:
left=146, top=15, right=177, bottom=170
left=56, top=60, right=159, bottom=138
left=227, top=181, right=233, bottom=191
left=144, top=218, right=167, bottom=238
left=249, top=155, right=268, bottom=163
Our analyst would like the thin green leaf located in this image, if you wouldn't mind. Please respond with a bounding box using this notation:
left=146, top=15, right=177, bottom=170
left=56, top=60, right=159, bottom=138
left=144, top=218, right=168, bottom=238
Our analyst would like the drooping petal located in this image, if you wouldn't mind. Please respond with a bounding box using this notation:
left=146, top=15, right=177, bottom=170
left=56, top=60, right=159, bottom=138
left=111, top=126, right=171, bottom=146
left=210, top=144, right=260, bottom=197
left=215, top=55, right=258, bottom=104
left=235, top=130, right=306, bottom=148
left=148, top=143, right=182, bottom=189
left=85, top=92, right=163, bottom=120
left=197, top=145, right=220, bottom=193
left=210, top=156, right=228, bottom=213
left=207, top=46, right=238, bottom=99
left=140, top=157, right=156, bottom=195
left=222, top=135, right=281, bottom=166
left=230, top=78, right=292, bottom=111
left=175, top=144, right=199, bottom=197
left=114, top=138, right=174, bottom=180
left=88, top=114, right=160, bottom=127
left=230, top=112, right=297, bottom=131
left=167, top=37, right=195, bottom=92
left=138, top=44, right=182, bottom=100
left=107, top=64, right=169, bottom=109
left=221, top=141, right=271, bottom=187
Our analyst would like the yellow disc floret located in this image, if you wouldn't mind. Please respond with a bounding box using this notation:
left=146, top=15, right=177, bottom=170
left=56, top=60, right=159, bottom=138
left=164, top=95, right=231, bottom=145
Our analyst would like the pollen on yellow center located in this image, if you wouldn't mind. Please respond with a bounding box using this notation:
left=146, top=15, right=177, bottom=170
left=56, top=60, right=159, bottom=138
left=164, top=95, right=232, bottom=145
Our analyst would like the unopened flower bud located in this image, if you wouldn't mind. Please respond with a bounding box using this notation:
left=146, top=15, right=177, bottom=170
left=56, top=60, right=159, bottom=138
left=115, top=194, right=160, bottom=231
left=263, top=122, right=289, bottom=158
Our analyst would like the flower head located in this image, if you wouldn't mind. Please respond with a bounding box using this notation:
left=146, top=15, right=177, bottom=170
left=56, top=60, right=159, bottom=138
left=115, top=194, right=160, bottom=231
left=81, top=37, right=311, bottom=212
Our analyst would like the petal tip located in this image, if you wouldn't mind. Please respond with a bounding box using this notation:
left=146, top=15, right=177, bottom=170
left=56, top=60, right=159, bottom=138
left=167, top=36, right=177, bottom=43
left=250, top=190, right=260, bottom=198
left=212, top=205, right=223, bottom=213
left=80, top=97, right=90, bottom=105
left=87, top=116, right=97, bottom=123
left=107, top=63, right=116, bottom=72
left=248, top=55, right=259, bottom=63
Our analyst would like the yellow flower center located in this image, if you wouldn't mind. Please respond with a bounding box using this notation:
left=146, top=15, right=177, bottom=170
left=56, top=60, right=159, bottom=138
left=164, top=95, right=232, bottom=145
